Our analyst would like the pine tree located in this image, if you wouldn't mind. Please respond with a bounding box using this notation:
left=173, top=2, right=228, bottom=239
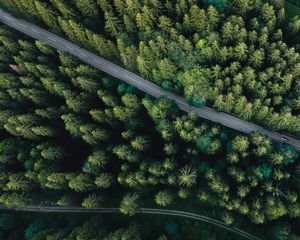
left=130, top=136, right=149, bottom=151
left=61, top=114, right=84, bottom=138
left=73, top=76, right=101, bottom=93
left=63, top=90, right=94, bottom=113
left=177, top=165, right=197, bottom=188
left=183, top=5, right=207, bottom=33
left=155, top=190, right=173, bottom=207
left=35, top=1, right=60, bottom=33
left=113, top=145, right=139, bottom=162
left=68, top=173, right=95, bottom=192
left=19, top=88, right=52, bottom=107
left=0, top=192, right=28, bottom=208
left=76, top=0, right=98, bottom=17
left=82, top=194, right=102, bottom=208
left=88, top=150, right=107, bottom=167
left=265, top=200, right=287, bottom=220
left=120, top=193, right=139, bottom=216
left=56, top=195, right=73, bottom=207
left=0, top=110, right=16, bottom=129
left=32, top=125, right=58, bottom=137
left=4, top=114, right=41, bottom=140
left=45, top=172, right=68, bottom=190
left=117, top=39, right=138, bottom=70
left=104, top=11, right=122, bottom=37
left=95, top=173, right=114, bottom=188
left=51, top=0, right=76, bottom=19
left=6, top=173, right=32, bottom=192
left=249, top=49, right=265, bottom=68
left=38, top=142, right=65, bottom=160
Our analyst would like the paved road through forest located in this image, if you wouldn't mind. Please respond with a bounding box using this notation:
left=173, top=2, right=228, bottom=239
left=0, top=205, right=262, bottom=240
left=0, top=8, right=300, bottom=150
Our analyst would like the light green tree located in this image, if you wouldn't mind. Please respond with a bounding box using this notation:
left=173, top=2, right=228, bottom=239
left=95, top=173, right=114, bottom=188
left=155, top=190, right=173, bottom=207
left=177, top=165, right=197, bottom=188
left=120, top=193, right=139, bottom=216
left=82, top=194, right=102, bottom=208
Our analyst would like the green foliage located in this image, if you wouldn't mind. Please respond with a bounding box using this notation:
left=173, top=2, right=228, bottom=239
left=0, top=214, right=198, bottom=240
left=0, top=3, right=300, bottom=237
left=82, top=194, right=102, bottom=208
left=45, top=173, right=68, bottom=190
left=68, top=174, right=95, bottom=192
left=95, top=173, right=114, bottom=188
left=120, top=193, right=139, bottom=216
left=178, top=67, right=210, bottom=105
left=75, top=0, right=98, bottom=18
left=56, top=195, right=73, bottom=207
left=177, top=165, right=197, bottom=188
left=0, top=193, right=28, bottom=209
left=155, top=190, right=173, bottom=207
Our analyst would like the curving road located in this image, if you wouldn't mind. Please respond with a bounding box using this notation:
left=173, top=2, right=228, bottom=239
left=0, top=205, right=261, bottom=240
left=0, top=9, right=299, bottom=150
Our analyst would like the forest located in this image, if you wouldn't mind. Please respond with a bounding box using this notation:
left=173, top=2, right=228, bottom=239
left=0, top=212, right=247, bottom=240
left=0, top=0, right=300, bottom=134
left=0, top=0, right=299, bottom=239
left=0, top=22, right=299, bottom=238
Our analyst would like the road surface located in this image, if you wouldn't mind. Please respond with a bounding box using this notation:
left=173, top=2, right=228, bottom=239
left=0, top=205, right=261, bottom=240
left=0, top=9, right=299, bottom=150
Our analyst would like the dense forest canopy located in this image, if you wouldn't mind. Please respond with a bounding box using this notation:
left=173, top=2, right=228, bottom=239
left=0, top=23, right=299, bottom=238
left=0, top=0, right=300, bottom=239
left=0, top=212, right=244, bottom=240
left=1, top=0, right=300, bottom=133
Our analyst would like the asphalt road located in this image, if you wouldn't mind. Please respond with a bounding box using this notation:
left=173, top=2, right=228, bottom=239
left=0, top=9, right=299, bottom=150
left=0, top=205, right=261, bottom=240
